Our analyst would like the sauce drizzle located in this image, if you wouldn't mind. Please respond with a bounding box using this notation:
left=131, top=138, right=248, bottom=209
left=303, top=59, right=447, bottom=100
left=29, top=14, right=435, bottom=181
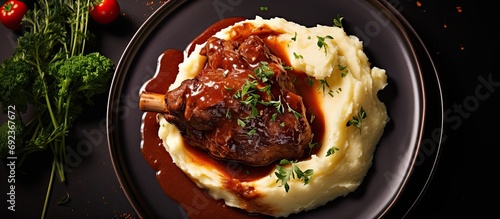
left=141, top=17, right=325, bottom=218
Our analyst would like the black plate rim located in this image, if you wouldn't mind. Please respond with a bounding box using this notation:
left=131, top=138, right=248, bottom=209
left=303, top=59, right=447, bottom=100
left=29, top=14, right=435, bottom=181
left=106, top=0, right=188, bottom=218
left=377, top=1, right=445, bottom=217
left=365, top=1, right=429, bottom=217
left=106, top=0, right=444, bottom=218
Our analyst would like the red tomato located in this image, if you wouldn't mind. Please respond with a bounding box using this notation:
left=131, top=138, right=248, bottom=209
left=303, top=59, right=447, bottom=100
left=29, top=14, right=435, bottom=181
left=0, top=0, right=28, bottom=30
left=90, top=0, right=120, bottom=24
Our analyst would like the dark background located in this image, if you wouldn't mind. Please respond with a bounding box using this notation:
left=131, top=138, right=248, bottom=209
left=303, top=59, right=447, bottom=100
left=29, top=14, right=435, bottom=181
left=1, top=0, right=498, bottom=218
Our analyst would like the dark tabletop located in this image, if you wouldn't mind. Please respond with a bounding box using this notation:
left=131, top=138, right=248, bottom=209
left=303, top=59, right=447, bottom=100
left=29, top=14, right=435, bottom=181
left=1, top=0, right=498, bottom=218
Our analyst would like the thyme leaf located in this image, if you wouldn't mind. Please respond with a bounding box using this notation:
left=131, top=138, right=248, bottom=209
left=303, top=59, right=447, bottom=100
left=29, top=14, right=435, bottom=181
left=333, top=14, right=344, bottom=28
left=326, top=147, right=339, bottom=157
left=254, top=61, right=274, bottom=83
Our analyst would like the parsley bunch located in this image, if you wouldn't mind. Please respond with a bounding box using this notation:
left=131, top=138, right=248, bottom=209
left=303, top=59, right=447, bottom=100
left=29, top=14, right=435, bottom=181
left=0, top=0, right=114, bottom=217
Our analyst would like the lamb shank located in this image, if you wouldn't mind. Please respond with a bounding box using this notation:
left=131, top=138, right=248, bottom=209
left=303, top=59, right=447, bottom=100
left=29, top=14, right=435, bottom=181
left=140, top=35, right=312, bottom=166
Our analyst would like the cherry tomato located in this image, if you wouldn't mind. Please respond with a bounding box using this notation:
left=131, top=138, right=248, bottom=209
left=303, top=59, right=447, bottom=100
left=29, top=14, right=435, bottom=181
left=90, top=0, right=120, bottom=24
left=0, top=0, right=28, bottom=30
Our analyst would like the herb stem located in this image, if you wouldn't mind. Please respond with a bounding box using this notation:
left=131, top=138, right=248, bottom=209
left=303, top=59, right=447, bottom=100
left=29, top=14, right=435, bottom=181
left=42, top=77, right=59, bottom=129
left=82, top=0, right=90, bottom=55
left=41, top=160, right=56, bottom=219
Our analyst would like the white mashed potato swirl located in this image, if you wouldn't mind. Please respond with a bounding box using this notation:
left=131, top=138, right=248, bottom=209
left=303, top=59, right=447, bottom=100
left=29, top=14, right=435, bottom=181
left=158, top=16, right=389, bottom=217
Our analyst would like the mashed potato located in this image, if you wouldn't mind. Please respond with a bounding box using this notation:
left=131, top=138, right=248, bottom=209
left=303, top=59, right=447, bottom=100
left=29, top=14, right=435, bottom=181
left=158, top=16, right=389, bottom=217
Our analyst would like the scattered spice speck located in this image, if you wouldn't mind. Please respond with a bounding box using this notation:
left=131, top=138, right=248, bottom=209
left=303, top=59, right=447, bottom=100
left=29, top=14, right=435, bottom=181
left=416, top=1, right=422, bottom=7
left=113, top=213, right=139, bottom=219
left=141, top=0, right=168, bottom=16
left=456, top=6, right=463, bottom=13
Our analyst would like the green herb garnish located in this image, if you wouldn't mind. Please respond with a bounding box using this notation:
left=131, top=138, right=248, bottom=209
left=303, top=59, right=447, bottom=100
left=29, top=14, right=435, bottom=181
left=237, top=118, right=246, bottom=127
left=271, top=113, right=278, bottom=121
left=346, top=107, right=367, bottom=129
left=0, top=1, right=115, bottom=218
left=317, top=35, right=334, bottom=54
left=326, top=147, right=339, bottom=157
left=318, top=79, right=331, bottom=93
left=275, top=159, right=314, bottom=192
left=254, top=61, right=274, bottom=83
left=293, top=52, right=303, bottom=59
left=333, top=14, right=344, bottom=28
left=260, top=96, right=284, bottom=114
left=248, top=129, right=257, bottom=135
left=291, top=32, right=298, bottom=41
left=339, top=65, right=349, bottom=77
left=283, top=64, right=294, bottom=71
left=286, top=102, right=303, bottom=119
left=308, top=134, right=319, bottom=151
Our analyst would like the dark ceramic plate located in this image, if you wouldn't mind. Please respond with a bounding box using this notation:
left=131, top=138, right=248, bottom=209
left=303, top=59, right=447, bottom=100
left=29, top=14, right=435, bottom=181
left=106, top=0, right=443, bottom=218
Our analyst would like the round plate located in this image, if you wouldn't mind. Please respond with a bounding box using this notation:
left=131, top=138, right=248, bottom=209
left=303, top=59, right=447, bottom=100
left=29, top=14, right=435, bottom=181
left=106, top=0, right=443, bottom=218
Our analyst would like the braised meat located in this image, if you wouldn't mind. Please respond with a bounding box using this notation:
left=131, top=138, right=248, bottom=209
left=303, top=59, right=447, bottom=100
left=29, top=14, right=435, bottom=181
left=142, top=35, right=312, bottom=166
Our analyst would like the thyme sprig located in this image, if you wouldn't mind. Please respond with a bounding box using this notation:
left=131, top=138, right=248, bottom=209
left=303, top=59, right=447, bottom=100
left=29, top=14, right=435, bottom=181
left=346, top=106, right=367, bottom=129
left=274, top=159, right=314, bottom=192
